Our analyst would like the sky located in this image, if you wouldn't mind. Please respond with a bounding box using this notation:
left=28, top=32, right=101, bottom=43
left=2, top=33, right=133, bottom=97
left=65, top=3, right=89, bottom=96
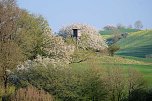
left=17, top=0, right=152, bottom=32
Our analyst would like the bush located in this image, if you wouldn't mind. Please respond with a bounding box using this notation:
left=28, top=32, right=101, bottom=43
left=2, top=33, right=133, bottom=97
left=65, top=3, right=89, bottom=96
left=102, top=68, right=146, bottom=101
left=15, top=62, right=107, bottom=101
left=10, top=85, right=54, bottom=101
left=122, top=88, right=152, bottom=101
left=0, top=86, right=15, bottom=101
left=108, top=44, right=120, bottom=56
left=13, top=59, right=148, bottom=101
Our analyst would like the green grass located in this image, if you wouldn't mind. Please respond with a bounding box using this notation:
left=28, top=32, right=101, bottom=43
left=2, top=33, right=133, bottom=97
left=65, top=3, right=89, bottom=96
left=118, top=56, right=152, bottom=63
left=100, top=28, right=138, bottom=40
left=116, top=30, right=152, bottom=58
left=70, top=56, right=152, bottom=87
left=118, top=28, right=138, bottom=33
left=100, top=28, right=138, bottom=35
left=71, top=29, right=152, bottom=88
left=102, top=34, right=112, bottom=39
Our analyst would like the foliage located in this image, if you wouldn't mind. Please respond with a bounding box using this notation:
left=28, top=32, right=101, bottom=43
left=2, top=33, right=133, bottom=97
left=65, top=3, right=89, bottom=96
left=122, top=88, right=152, bottom=101
left=102, top=68, right=127, bottom=101
left=108, top=44, right=120, bottom=56
left=0, top=1, right=74, bottom=100
left=103, top=25, right=117, bottom=30
left=14, top=55, right=149, bottom=101
left=117, top=23, right=126, bottom=29
left=111, top=29, right=122, bottom=43
left=134, top=20, right=143, bottom=30
left=0, top=1, right=151, bottom=101
left=0, top=1, right=25, bottom=100
left=0, top=85, right=15, bottom=101
left=101, top=67, right=146, bottom=101
left=15, top=10, right=52, bottom=59
left=100, top=26, right=138, bottom=45
left=16, top=11, right=75, bottom=64
left=127, top=68, right=146, bottom=92
left=100, top=26, right=138, bottom=35
left=10, top=85, right=54, bottom=101
left=42, top=35, right=75, bottom=65
left=70, top=45, right=152, bottom=101
left=59, top=23, right=107, bottom=51
left=14, top=60, right=107, bottom=101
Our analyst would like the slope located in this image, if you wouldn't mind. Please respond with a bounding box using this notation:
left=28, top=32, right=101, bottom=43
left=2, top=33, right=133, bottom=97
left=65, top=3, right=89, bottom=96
left=100, top=28, right=138, bottom=39
left=116, top=30, right=152, bottom=58
left=70, top=56, right=152, bottom=87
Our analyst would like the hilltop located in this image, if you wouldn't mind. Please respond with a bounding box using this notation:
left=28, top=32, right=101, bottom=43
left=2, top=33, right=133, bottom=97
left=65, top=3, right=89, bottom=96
left=99, top=28, right=138, bottom=39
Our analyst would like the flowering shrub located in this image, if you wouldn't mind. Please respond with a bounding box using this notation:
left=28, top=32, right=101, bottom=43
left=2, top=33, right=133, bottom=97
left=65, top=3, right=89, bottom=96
left=16, top=55, right=70, bottom=73
left=42, top=33, right=75, bottom=64
left=16, top=66, right=106, bottom=101
left=59, top=23, right=107, bottom=51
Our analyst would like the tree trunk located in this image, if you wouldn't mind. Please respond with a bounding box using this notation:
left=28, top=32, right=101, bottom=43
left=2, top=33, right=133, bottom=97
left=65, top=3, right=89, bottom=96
left=2, top=70, right=9, bottom=101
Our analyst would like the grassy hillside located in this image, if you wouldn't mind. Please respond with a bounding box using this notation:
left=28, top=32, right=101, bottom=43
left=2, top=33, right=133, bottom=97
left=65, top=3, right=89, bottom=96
left=70, top=56, right=152, bottom=87
left=100, top=28, right=138, bottom=40
left=100, top=28, right=138, bottom=35
left=116, top=30, right=152, bottom=58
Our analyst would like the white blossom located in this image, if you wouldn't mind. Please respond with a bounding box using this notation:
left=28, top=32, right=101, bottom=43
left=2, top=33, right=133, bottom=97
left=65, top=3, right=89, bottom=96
left=59, top=23, right=108, bottom=51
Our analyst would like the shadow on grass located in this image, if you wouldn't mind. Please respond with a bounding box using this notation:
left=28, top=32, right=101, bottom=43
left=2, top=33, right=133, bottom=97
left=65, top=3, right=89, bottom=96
left=116, top=45, right=152, bottom=58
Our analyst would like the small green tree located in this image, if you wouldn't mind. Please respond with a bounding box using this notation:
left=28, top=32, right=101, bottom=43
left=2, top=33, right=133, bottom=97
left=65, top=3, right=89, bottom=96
left=102, top=68, right=146, bottom=101
left=102, top=68, right=127, bottom=101
left=108, top=44, right=120, bottom=56
left=134, top=20, right=143, bottom=30
left=16, top=10, right=52, bottom=59
left=127, top=68, right=146, bottom=101
left=112, top=29, right=122, bottom=43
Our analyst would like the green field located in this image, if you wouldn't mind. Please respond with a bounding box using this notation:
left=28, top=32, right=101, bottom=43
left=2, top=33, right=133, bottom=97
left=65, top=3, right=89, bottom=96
left=100, top=28, right=139, bottom=40
left=71, top=30, right=152, bottom=87
left=116, top=30, right=152, bottom=58
left=70, top=55, right=152, bottom=87
left=100, top=28, right=138, bottom=35
left=102, top=34, right=112, bottom=39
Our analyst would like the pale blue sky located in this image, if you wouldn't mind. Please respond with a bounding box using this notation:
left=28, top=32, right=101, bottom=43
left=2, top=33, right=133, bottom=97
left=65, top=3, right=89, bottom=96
left=17, top=0, right=152, bottom=32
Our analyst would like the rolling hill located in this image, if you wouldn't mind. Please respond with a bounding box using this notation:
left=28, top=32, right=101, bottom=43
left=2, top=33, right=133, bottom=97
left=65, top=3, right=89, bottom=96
left=116, top=30, right=152, bottom=58
left=70, top=55, right=152, bottom=87
left=100, top=28, right=138, bottom=35
left=100, top=28, right=138, bottom=39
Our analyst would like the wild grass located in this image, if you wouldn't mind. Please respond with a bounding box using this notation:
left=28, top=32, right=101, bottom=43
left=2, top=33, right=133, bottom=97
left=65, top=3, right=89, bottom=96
left=10, top=85, right=54, bottom=101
